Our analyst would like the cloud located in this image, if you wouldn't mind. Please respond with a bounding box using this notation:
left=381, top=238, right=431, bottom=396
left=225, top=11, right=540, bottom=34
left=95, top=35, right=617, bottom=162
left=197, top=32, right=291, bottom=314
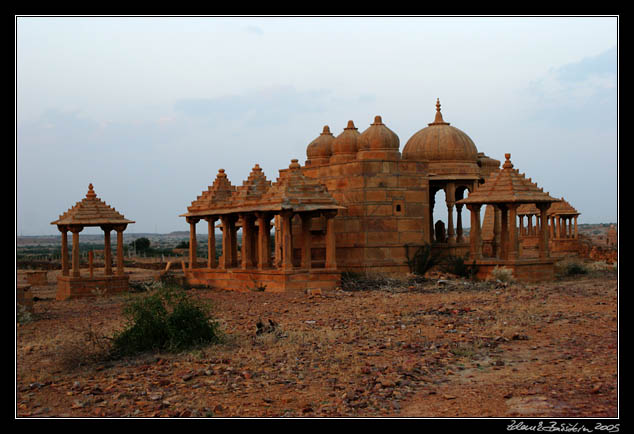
left=173, top=85, right=333, bottom=126
left=245, top=25, right=264, bottom=35
left=525, top=46, right=617, bottom=129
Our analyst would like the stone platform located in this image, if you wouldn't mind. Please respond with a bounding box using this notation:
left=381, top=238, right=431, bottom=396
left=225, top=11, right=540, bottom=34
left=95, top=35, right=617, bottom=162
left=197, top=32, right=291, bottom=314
left=184, top=267, right=341, bottom=292
left=56, top=274, right=129, bottom=300
left=474, top=258, right=555, bottom=282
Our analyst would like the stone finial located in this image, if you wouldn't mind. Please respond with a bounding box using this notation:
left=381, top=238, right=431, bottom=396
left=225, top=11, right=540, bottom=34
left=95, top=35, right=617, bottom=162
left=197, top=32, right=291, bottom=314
left=503, top=153, right=514, bottom=169
left=86, top=183, right=97, bottom=199
left=289, top=159, right=301, bottom=170
left=321, top=125, right=332, bottom=135
left=344, top=120, right=357, bottom=130
left=372, top=115, right=383, bottom=125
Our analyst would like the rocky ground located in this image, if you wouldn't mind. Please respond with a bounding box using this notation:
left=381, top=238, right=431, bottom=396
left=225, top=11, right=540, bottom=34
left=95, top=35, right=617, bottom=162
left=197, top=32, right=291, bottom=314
left=16, top=266, right=618, bottom=421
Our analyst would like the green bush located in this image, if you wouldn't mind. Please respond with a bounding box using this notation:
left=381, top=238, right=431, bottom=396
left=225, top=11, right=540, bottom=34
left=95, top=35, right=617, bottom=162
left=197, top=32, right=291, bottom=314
left=110, top=284, right=222, bottom=357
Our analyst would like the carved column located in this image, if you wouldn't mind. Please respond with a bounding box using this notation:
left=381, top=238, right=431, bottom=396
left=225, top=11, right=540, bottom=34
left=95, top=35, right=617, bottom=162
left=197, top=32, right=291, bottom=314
left=114, top=224, right=127, bottom=276
left=102, top=225, right=113, bottom=276
left=325, top=211, right=337, bottom=269
left=274, top=215, right=282, bottom=268
left=537, top=203, right=551, bottom=259
left=220, top=215, right=237, bottom=269
left=446, top=183, right=456, bottom=245
left=206, top=217, right=217, bottom=269
left=70, top=226, right=83, bottom=277
left=300, top=213, right=312, bottom=270
left=574, top=216, right=579, bottom=239
left=456, top=204, right=464, bottom=243
left=508, top=204, right=519, bottom=260
left=240, top=214, right=255, bottom=269
left=467, top=204, right=482, bottom=260
left=58, top=226, right=69, bottom=276
left=256, top=212, right=271, bottom=270
left=499, top=205, right=508, bottom=260
left=280, top=211, right=294, bottom=270
left=493, top=206, right=501, bottom=258
left=187, top=217, right=199, bottom=270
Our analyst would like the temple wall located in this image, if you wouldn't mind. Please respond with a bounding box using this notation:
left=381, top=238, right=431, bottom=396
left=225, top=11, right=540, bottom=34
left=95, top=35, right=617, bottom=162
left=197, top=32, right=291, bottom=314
left=301, top=157, right=430, bottom=275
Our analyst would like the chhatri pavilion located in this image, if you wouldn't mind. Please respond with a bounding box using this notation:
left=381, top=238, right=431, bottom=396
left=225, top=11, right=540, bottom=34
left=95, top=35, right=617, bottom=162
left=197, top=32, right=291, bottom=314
left=51, top=184, right=134, bottom=300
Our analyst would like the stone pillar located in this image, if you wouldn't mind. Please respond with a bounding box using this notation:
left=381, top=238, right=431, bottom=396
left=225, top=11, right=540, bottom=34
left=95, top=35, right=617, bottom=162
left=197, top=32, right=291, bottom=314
left=528, top=215, right=533, bottom=236
left=58, top=226, right=69, bottom=276
left=574, top=216, right=579, bottom=239
left=325, top=212, right=337, bottom=269
left=456, top=204, right=464, bottom=243
left=467, top=204, right=482, bottom=259
left=187, top=217, right=199, bottom=270
left=206, top=217, right=217, bottom=269
left=549, top=216, right=554, bottom=239
left=115, top=225, right=126, bottom=276
left=300, top=213, right=312, bottom=270
left=256, top=212, right=271, bottom=270
left=537, top=203, right=551, bottom=259
left=493, top=206, right=501, bottom=258
left=102, top=225, right=112, bottom=276
left=508, top=204, right=519, bottom=259
left=70, top=226, right=83, bottom=277
left=220, top=215, right=236, bottom=269
left=429, top=193, right=436, bottom=242
left=240, top=214, right=255, bottom=269
left=281, top=211, right=293, bottom=271
left=499, top=205, right=508, bottom=260
left=446, top=183, right=456, bottom=245
left=274, top=215, right=282, bottom=268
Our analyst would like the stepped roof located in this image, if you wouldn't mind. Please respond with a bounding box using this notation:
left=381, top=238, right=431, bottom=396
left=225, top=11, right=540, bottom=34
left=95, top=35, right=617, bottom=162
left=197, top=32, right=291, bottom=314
left=51, top=184, right=134, bottom=227
left=547, top=197, right=580, bottom=216
left=181, top=160, right=343, bottom=218
left=457, top=154, right=558, bottom=206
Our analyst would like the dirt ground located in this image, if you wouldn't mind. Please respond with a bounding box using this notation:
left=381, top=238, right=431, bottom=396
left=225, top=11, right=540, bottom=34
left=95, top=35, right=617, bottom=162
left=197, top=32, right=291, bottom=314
left=16, top=266, right=619, bottom=420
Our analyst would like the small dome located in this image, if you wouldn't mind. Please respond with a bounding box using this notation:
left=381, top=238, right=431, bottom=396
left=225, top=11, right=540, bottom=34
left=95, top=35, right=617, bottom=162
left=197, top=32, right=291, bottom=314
left=330, top=120, right=360, bottom=162
left=306, top=125, right=335, bottom=160
left=358, top=116, right=400, bottom=150
left=403, top=99, right=478, bottom=162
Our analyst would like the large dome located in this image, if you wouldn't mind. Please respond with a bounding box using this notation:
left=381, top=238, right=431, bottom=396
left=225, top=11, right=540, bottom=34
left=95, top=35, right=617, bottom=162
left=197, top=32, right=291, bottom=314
left=402, top=99, right=478, bottom=162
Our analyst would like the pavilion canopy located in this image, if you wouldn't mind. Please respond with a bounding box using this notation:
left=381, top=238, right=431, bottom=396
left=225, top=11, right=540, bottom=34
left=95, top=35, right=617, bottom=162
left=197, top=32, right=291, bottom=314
left=181, top=159, right=344, bottom=218
left=457, top=154, right=558, bottom=206
left=50, top=184, right=134, bottom=227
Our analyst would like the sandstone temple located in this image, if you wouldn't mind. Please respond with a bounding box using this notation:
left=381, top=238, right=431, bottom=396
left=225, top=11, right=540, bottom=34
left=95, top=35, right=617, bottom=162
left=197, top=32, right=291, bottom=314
left=177, top=99, right=581, bottom=291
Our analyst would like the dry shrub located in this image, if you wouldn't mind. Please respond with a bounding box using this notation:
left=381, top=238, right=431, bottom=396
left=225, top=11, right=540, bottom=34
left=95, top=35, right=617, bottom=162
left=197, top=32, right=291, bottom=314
left=490, top=266, right=514, bottom=282
left=57, top=326, right=113, bottom=370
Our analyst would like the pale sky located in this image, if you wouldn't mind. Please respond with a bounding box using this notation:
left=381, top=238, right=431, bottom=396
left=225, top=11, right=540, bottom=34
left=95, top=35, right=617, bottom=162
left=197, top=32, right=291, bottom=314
left=16, top=16, right=618, bottom=235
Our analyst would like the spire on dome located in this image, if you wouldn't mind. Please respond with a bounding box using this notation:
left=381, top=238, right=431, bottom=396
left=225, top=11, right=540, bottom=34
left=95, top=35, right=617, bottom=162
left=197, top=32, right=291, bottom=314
left=430, top=98, right=449, bottom=125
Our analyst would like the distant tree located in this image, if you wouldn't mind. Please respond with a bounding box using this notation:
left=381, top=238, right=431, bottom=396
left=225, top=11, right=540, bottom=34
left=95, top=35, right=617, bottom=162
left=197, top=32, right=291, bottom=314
left=131, top=237, right=151, bottom=252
